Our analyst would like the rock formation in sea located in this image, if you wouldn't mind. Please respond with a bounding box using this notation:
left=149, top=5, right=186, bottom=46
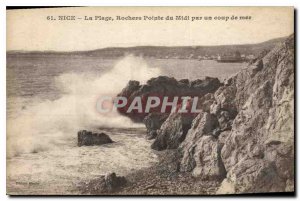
left=117, top=76, right=222, bottom=122
left=117, top=34, right=294, bottom=194
left=117, top=76, right=222, bottom=142
left=78, top=130, right=114, bottom=146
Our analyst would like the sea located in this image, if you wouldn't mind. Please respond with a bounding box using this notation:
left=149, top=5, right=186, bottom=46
left=6, top=54, right=246, bottom=194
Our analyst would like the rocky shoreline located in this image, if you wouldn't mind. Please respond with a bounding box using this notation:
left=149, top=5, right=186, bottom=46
left=79, top=35, right=294, bottom=195
left=79, top=150, right=221, bottom=195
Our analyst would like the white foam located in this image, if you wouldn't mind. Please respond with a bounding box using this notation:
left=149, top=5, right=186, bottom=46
left=7, top=55, right=161, bottom=157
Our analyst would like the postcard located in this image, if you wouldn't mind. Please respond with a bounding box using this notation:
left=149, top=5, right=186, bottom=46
left=6, top=7, right=294, bottom=195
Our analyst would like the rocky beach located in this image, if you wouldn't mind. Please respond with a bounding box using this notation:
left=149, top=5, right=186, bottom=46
left=6, top=50, right=248, bottom=195
left=78, top=35, right=294, bottom=195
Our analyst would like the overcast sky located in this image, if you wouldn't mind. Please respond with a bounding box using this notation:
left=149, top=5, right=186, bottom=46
left=7, top=7, right=294, bottom=51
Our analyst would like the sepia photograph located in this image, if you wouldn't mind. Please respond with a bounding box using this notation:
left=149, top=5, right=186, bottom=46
left=6, top=6, right=294, bottom=195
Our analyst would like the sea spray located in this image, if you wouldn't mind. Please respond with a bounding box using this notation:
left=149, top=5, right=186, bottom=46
left=7, top=55, right=161, bottom=157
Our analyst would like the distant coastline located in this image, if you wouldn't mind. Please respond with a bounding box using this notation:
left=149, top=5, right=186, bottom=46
left=7, top=36, right=287, bottom=59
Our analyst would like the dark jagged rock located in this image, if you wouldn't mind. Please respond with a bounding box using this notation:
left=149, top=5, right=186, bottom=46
left=78, top=130, right=113, bottom=146
left=143, top=113, right=169, bottom=140
left=190, top=77, right=223, bottom=95
left=117, top=76, right=222, bottom=123
left=151, top=113, right=197, bottom=151
left=120, top=80, right=141, bottom=97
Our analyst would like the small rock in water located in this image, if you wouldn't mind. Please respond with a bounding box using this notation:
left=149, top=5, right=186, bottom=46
left=77, top=130, right=113, bottom=146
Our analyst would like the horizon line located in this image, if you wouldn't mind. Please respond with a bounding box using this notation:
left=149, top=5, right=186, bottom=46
left=6, top=34, right=291, bottom=53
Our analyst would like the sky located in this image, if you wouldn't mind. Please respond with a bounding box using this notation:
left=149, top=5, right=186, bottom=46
left=6, top=7, right=294, bottom=51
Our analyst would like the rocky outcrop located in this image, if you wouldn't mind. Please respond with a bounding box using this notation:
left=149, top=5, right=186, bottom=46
left=117, top=76, right=221, bottom=140
left=210, top=85, right=238, bottom=132
left=177, top=35, right=294, bottom=194
left=217, top=158, right=285, bottom=194
left=117, top=76, right=221, bottom=123
left=113, top=35, right=294, bottom=194
left=78, top=130, right=114, bottom=146
left=217, top=35, right=294, bottom=194
left=151, top=113, right=196, bottom=151
left=179, top=112, right=225, bottom=180
left=143, top=113, right=169, bottom=140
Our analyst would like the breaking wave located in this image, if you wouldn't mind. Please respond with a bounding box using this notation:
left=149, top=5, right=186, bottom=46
left=7, top=55, right=161, bottom=157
